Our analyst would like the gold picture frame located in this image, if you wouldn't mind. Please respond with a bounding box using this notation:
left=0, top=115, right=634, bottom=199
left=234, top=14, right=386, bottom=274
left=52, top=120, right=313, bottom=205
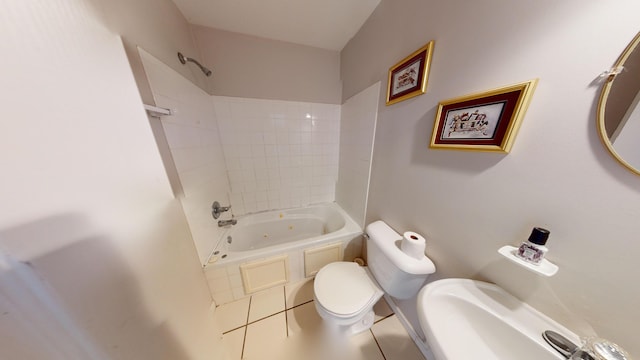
left=386, top=41, right=435, bottom=105
left=429, top=80, right=538, bottom=153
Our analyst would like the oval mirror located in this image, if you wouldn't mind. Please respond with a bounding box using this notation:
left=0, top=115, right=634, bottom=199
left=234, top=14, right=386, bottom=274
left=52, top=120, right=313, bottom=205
left=597, top=31, right=640, bottom=175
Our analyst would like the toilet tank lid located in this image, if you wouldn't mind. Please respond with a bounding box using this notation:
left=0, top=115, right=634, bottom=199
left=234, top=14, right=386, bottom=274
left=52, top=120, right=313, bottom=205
left=365, top=220, right=436, bottom=275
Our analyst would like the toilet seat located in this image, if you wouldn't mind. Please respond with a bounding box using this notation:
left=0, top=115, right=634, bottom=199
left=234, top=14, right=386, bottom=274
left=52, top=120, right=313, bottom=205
left=314, top=262, right=382, bottom=317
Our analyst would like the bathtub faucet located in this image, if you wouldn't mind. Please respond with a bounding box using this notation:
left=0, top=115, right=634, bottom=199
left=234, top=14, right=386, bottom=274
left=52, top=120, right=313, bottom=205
left=211, top=201, right=231, bottom=219
left=218, top=219, right=237, bottom=227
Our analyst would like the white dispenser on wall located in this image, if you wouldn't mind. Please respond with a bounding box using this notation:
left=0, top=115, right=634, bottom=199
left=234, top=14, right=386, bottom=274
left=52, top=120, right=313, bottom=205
left=498, top=226, right=559, bottom=277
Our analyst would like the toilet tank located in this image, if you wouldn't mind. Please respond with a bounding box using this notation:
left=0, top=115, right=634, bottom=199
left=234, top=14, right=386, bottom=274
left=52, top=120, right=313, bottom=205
left=365, top=221, right=436, bottom=299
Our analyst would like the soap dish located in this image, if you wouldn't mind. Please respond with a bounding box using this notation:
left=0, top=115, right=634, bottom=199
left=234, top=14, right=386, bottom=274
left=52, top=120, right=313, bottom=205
left=498, top=245, right=559, bottom=277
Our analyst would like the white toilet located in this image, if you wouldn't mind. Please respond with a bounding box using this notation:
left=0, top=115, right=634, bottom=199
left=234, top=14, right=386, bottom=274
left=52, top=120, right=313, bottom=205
left=313, top=220, right=436, bottom=335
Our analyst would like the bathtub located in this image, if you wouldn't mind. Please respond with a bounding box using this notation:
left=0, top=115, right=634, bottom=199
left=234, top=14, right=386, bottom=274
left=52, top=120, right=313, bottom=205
left=204, top=203, right=363, bottom=305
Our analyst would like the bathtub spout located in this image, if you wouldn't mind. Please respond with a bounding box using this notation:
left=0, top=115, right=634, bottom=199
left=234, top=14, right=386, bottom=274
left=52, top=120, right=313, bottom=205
left=218, top=219, right=237, bottom=227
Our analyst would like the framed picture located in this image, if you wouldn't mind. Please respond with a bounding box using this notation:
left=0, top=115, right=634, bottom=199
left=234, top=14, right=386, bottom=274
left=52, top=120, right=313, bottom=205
left=429, top=80, right=538, bottom=153
left=386, top=41, right=435, bottom=105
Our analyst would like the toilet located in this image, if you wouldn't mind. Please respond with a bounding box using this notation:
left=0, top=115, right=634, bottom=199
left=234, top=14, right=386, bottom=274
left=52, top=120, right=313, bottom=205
left=313, top=220, right=436, bottom=335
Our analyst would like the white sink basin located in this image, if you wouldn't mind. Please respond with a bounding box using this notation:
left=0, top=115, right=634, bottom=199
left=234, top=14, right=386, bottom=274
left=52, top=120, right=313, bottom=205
left=417, top=279, right=580, bottom=360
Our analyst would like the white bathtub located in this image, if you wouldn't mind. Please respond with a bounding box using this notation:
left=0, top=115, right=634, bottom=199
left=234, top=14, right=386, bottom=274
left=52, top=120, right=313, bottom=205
left=204, top=203, right=363, bottom=305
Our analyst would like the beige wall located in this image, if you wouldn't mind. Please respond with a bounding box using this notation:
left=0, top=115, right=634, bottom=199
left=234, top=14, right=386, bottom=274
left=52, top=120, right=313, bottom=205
left=83, top=0, right=213, bottom=196
left=0, top=0, right=225, bottom=358
left=342, top=0, right=640, bottom=357
left=86, top=0, right=209, bottom=102
left=192, top=25, right=342, bottom=104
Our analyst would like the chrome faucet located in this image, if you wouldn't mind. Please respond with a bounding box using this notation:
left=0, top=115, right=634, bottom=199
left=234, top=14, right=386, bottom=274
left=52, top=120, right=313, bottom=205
left=542, top=331, right=595, bottom=360
left=218, top=219, right=237, bottom=227
left=211, top=201, right=231, bottom=219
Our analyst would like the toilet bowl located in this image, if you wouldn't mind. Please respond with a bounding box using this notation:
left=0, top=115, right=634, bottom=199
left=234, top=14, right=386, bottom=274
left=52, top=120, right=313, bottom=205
left=313, top=262, right=383, bottom=335
left=312, top=221, right=436, bottom=335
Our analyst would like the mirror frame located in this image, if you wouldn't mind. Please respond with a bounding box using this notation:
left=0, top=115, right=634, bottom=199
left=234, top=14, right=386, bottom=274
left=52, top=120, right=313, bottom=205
left=597, top=31, right=640, bottom=176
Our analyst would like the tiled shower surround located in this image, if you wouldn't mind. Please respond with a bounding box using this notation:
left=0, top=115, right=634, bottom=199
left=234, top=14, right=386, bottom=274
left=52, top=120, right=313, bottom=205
left=213, top=97, right=341, bottom=215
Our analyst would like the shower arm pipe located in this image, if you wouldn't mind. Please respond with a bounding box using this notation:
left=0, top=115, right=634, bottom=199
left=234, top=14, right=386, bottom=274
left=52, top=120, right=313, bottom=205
left=177, top=52, right=212, bottom=77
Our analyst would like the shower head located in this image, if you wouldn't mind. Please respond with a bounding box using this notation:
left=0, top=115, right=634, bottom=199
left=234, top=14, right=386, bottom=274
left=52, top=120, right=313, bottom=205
left=177, top=52, right=212, bottom=77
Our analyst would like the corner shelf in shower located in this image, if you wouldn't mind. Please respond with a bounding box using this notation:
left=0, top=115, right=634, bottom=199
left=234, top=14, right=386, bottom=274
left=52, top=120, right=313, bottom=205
left=498, top=245, right=559, bottom=277
left=143, top=104, right=173, bottom=117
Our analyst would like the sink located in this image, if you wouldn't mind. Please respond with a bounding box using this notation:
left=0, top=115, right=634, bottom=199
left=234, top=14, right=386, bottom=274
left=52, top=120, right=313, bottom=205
left=417, top=279, right=580, bottom=360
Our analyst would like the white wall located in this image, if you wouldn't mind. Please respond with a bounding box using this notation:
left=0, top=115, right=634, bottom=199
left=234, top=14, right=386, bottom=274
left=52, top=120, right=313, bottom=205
left=0, top=1, right=225, bottom=358
left=341, top=0, right=640, bottom=357
left=140, top=49, right=232, bottom=265
left=213, top=96, right=341, bottom=215
left=336, top=82, right=381, bottom=228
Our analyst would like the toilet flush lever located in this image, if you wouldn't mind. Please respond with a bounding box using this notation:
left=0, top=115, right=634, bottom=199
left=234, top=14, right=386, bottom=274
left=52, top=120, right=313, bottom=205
left=211, top=201, right=231, bottom=219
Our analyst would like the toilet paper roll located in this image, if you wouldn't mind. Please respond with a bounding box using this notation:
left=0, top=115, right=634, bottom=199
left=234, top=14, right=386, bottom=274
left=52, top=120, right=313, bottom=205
left=401, top=231, right=426, bottom=260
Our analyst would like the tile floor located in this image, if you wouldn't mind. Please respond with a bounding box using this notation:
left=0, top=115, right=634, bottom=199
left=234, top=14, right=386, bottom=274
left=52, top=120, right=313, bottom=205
left=214, top=279, right=426, bottom=360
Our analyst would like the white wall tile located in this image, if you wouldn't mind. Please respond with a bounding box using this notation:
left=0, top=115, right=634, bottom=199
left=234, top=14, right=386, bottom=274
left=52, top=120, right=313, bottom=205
left=142, top=53, right=232, bottom=265
left=209, top=276, right=231, bottom=292
left=207, top=267, right=228, bottom=280
left=232, top=286, right=247, bottom=301
left=214, top=96, right=340, bottom=215
left=335, top=82, right=380, bottom=229
left=212, top=290, right=234, bottom=306
left=229, top=274, right=243, bottom=288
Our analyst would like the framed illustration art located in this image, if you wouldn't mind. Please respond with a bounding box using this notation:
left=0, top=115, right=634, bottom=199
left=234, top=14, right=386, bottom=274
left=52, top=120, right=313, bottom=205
left=386, top=41, right=435, bottom=105
left=429, top=80, right=538, bottom=153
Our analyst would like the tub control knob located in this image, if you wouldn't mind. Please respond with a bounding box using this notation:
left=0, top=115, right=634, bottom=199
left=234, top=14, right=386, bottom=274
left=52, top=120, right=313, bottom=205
left=211, top=201, right=231, bottom=219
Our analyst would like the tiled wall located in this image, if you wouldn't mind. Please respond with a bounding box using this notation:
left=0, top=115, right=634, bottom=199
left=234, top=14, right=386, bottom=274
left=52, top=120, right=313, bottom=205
left=213, top=96, right=341, bottom=215
left=140, top=49, right=232, bottom=265
left=336, top=82, right=380, bottom=228
left=139, top=51, right=374, bottom=267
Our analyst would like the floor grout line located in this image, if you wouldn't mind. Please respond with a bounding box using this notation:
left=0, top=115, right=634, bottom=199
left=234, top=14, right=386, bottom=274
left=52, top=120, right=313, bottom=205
left=284, top=285, right=289, bottom=310
left=245, top=296, right=252, bottom=325
left=370, top=328, right=387, bottom=360
left=374, top=313, right=395, bottom=324
left=246, top=309, right=285, bottom=326
left=242, top=298, right=314, bottom=328
left=283, top=287, right=289, bottom=337
left=221, top=298, right=389, bottom=332
left=219, top=295, right=416, bottom=360
left=240, top=325, right=248, bottom=360
left=222, top=325, right=246, bottom=335
left=240, top=296, right=252, bottom=360
left=285, top=299, right=313, bottom=311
